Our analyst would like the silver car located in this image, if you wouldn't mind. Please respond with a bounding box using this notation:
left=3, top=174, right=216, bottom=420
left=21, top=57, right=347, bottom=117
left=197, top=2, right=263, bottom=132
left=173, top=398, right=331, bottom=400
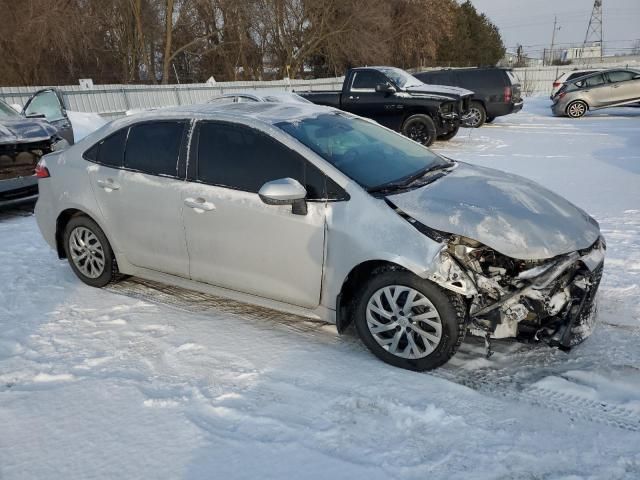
left=552, top=68, right=640, bottom=118
left=207, top=91, right=312, bottom=104
left=35, top=102, right=605, bottom=371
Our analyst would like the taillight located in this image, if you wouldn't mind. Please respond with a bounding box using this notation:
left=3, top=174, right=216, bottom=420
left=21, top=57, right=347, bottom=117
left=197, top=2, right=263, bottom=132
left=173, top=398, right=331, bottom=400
left=34, top=160, right=50, bottom=178
left=553, top=82, right=561, bottom=88
left=504, top=86, right=512, bottom=103
left=557, top=91, right=567, bottom=100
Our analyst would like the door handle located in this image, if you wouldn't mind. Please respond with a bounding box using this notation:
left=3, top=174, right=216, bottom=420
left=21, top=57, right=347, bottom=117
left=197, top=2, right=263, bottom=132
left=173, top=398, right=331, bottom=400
left=96, top=178, right=120, bottom=191
left=184, top=197, right=215, bottom=212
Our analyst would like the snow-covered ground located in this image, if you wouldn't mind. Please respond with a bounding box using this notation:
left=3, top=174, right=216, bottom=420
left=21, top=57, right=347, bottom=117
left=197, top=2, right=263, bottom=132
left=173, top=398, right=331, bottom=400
left=1, top=97, right=640, bottom=479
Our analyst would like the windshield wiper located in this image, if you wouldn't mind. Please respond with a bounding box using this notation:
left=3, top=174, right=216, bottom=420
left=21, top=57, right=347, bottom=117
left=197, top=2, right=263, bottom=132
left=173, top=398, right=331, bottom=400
left=367, top=162, right=453, bottom=194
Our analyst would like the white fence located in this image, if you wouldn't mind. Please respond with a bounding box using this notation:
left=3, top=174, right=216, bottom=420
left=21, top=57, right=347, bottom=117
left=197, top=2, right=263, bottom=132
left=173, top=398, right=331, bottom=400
left=2, top=61, right=639, bottom=118
left=0, top=77, right=344, bottom=119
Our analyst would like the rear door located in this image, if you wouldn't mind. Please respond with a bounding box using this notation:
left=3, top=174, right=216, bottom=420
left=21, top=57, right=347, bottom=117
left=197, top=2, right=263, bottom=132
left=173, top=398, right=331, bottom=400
left=181, top=120, right=330, bottom=308
left=340, top=70, right=403, bottom=129
left=605, top=70, right=640, bottom=104
left=23, top=89, right=74, bottom=144
left=86, top=120, right=191, bottom=277
left=577, top=74, right=610, bottom=107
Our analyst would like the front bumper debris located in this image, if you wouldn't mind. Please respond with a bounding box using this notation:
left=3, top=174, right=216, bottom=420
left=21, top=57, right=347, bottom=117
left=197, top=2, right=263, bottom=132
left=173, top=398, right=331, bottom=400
left=448, top=236, right=605, bottom=350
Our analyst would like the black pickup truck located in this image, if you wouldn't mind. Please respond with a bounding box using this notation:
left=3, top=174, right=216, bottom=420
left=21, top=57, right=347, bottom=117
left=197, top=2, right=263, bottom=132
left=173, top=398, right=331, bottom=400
left=298, top=67, right=473, bottom=146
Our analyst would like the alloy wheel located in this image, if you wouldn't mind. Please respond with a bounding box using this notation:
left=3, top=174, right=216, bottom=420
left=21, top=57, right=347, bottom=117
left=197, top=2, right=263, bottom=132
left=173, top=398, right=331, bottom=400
left=467, top=107, right=482, bottom=127
left=69, top=226, right=106, bottom=279
left=567, top=102, right=587, bottom=118
left=407, top=123, right=429, bottom=144
left=366, top=285, right=443, bottom=359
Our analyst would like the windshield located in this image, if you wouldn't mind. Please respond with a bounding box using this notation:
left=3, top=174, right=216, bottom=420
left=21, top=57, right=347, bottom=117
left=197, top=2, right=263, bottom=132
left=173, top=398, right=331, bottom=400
left=0, top=101, right=20, bottom=119
left=277, top=112, right=447, bottom=190
left=377, top=67, right=424, bottom=89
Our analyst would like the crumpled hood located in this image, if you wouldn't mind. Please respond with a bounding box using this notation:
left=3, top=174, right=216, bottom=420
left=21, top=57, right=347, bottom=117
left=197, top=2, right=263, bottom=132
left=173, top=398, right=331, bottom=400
left=406, top=84, right=474, bottom=100
left=389, top=162, right=601, bottom=260
left=0, top=118, right=57, bottom=145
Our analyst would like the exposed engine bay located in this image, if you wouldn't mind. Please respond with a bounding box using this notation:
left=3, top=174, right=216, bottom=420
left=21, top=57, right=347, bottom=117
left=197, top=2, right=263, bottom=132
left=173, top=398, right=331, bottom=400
left=440, top=235, right=605, bottom=354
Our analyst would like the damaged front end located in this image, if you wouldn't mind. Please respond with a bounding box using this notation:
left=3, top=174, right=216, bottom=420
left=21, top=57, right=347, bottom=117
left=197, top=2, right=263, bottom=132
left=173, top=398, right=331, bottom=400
left=438, top=235, right=605, bottom=352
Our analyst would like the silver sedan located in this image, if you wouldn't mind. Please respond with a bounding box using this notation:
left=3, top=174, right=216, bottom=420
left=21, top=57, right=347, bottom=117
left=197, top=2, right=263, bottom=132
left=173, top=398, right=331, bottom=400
left=35, top=102, right=605, bottom=370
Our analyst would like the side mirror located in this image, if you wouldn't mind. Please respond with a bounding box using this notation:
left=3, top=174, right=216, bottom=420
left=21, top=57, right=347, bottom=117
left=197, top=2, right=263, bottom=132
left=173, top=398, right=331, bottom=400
left=25, top=112, right=46, bottom=119
left=258, top=177, right=308, bottom=215
left=375, top=83, right=396, bottom=94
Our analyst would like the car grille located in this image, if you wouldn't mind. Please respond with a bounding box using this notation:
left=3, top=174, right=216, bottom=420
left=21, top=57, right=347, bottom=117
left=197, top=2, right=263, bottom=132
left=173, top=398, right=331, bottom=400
left=0, top=140, right=52, bottom=181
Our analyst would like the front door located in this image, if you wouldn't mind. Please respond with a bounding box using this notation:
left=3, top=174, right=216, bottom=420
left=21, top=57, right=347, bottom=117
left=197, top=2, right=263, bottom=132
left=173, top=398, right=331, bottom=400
left=181, top=121, right=328, bottom=309
left=86, top=120, right=190, bottom=277
left=341, top=70, right=404, bottom=130
left=605, top=70, right=640, bottom=105
left=23, top=89, right=74, bottom=144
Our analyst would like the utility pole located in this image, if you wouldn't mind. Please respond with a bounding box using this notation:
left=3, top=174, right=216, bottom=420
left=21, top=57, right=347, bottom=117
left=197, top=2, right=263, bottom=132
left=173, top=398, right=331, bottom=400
left=548, top=15, right=561, bottom=66
left=583, top=0, right=604, bottom=61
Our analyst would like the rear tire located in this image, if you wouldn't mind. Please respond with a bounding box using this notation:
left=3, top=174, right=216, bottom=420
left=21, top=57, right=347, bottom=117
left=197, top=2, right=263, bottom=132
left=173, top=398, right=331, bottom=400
left=466, top=101, right=486, bottom=128
left=64, top=215, right=118, bottom=288
left=401, top=114, right=437, bottom=146
left=566, top=100, right=588, bottom=118
left=353, top=268, right=466, bottom=371
left=437, top=124, right=460, bottom=141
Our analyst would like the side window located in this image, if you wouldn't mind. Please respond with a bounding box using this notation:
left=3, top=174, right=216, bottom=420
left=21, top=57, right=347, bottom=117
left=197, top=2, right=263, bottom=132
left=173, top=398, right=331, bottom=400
left=124, top=121, right=185, bottom=177
left=236, top=96, right=259, bottom=103
left=568, top=71, right=594, bottom=81
left=607, top=71, right=635, bottom=83
left=83, top=128, right=127, bottom=168
left=351, top=71, right=389, bottom=91
left=579, top=74, right=605, bottom=88
left=196, top=122, right=343, bottom=200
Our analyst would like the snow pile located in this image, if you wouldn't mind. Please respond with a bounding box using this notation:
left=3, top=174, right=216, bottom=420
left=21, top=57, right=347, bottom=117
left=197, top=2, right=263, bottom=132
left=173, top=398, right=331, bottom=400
left=67, top=110, right=107, bottom=141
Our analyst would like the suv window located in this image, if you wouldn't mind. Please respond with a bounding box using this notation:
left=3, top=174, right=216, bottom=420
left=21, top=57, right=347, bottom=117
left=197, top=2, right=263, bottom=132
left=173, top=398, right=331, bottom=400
left=607, top=71, right=636, bottom=83
left=351, top=70, right=388, bottom=90
left=455, top=69, right=504, bottom=90
left=195, top=122, right=343, bottom=200
left=124, top=121, right=185, bottom=177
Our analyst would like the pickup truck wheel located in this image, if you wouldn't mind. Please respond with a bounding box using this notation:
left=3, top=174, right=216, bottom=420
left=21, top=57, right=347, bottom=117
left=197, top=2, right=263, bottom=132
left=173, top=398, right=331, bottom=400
left=466, top=102, right=486, bottom=128
left=437, top=124, right=460, bottom=141
left=401, top=114, right=437, bottom=146
left=353, top=269, right=466, bottom=371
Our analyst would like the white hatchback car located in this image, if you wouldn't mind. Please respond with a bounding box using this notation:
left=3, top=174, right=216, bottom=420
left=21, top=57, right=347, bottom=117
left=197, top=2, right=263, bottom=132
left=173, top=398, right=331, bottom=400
left=35, top=102, right=605, bottom=370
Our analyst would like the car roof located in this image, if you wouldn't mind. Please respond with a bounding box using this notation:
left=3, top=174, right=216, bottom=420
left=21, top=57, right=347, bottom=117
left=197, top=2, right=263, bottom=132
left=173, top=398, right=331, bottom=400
left=568, top=67, right=640, bottom=81
left=113, top=101, right=336, bottom=128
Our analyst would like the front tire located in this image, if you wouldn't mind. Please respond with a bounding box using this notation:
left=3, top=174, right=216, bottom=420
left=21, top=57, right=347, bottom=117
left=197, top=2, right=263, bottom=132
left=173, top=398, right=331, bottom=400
left=437, top=124, right=460, bottom=141
left=353, top=269, right=466, bottom=371
left=566, top=100, right=588, bottom=118
left=64, top=215, right=117, bottom=287
left=401, top=114, right=437, bottom=146
left=466, top=101, right=486, bottom=128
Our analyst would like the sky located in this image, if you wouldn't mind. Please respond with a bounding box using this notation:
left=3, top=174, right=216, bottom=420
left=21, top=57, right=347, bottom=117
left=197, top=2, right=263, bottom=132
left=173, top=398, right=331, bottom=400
left=469, top=0, right=640, bottom=58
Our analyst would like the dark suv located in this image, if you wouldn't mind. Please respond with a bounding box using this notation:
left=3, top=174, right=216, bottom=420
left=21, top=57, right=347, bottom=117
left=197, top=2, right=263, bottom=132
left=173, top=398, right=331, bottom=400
left=414, top=68, right=523, bottom=127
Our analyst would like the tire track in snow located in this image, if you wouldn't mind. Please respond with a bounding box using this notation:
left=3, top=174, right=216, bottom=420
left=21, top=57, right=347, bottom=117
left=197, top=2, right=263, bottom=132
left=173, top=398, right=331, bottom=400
left=108, top=278, right=640, bottom=433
